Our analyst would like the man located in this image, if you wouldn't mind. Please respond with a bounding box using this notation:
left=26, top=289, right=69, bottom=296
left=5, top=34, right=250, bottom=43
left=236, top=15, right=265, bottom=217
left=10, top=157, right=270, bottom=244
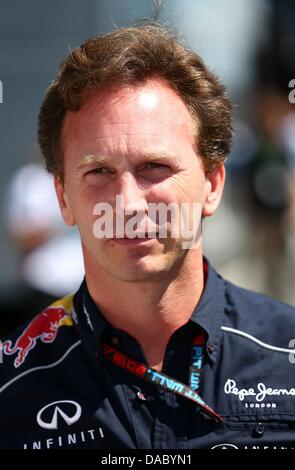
left=1, top=24, right=295, bottom=450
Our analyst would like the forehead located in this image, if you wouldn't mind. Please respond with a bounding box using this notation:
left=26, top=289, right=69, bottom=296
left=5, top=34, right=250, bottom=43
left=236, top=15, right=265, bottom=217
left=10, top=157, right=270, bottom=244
left=61, top=79, right=196, bottom=156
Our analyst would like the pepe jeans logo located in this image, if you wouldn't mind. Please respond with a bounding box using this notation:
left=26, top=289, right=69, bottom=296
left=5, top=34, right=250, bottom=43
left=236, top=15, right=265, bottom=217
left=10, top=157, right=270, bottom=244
left=224, top=379, right=295, bottom=404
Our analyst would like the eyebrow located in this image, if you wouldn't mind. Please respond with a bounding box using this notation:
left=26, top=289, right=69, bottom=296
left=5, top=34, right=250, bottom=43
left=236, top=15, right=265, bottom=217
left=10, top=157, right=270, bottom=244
left=76, top=151, right=180, bottom=170
left=76, top=155, right=107, bottom=170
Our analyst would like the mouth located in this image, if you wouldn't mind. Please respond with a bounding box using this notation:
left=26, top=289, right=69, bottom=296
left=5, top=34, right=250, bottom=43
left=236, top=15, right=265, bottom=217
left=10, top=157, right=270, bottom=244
left=110, top=233, right=158, bottom=246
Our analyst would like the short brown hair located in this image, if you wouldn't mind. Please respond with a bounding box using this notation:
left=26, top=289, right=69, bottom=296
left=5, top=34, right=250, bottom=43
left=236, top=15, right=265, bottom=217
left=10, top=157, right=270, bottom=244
left=38, top=23, right=232, bottom=179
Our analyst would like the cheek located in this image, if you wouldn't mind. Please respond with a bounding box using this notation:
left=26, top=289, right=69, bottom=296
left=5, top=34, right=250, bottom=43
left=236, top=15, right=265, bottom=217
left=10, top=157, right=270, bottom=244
left=63, top=184, right=95, bottom=234
left=148, top=172, right=206, bottom=204
left=68, top=180, right=100, bottom=211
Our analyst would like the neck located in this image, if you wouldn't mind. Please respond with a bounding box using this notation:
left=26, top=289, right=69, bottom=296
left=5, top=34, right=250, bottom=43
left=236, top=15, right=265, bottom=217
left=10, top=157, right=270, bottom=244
left=85, top=248, right=205, bottom=370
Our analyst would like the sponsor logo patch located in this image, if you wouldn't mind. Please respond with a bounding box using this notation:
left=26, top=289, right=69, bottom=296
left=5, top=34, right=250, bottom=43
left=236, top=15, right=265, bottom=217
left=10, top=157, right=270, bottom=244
left=1, top=295, right=74, bottom=367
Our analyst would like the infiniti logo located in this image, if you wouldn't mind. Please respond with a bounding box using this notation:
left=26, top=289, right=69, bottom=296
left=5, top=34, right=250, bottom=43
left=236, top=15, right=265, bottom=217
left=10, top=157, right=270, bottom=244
left=37, top=400, right=82, bottom=430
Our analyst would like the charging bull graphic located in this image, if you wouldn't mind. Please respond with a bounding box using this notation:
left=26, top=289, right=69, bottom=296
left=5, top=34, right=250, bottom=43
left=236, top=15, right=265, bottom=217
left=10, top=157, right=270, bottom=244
left=2, top=294, right=74, bottom=368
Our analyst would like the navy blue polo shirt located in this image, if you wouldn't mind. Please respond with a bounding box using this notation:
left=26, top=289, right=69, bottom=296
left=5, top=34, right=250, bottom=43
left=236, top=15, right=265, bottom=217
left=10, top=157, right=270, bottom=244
left=1, top=258, right=295, bottom=449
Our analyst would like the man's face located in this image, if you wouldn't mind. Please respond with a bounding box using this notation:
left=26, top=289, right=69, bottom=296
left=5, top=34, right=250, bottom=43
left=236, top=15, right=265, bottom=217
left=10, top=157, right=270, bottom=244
left=57, top=78, right=222, bottom=282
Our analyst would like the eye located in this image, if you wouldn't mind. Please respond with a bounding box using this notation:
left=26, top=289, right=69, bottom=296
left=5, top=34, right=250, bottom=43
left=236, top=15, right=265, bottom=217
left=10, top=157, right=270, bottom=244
left=142, top=162, right=169, bottom=170
left=86, top=167, right=110, bottom=175
left=139, top=162, right=172, bottom=181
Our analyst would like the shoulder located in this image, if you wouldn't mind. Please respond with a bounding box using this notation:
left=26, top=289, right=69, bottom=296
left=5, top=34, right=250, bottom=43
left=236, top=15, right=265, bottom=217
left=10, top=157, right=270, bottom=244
left=218, top=280, right=295, bottom=417
left=0, top=293, right=78, bottom=374
left=0, top=294, right=83, bottom=447
left=222, top=278, right=295, bottom=349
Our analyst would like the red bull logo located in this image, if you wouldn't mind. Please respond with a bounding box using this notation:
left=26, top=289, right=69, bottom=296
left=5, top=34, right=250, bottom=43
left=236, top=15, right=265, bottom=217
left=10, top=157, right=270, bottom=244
left=2, top=294, right=74, bottom=368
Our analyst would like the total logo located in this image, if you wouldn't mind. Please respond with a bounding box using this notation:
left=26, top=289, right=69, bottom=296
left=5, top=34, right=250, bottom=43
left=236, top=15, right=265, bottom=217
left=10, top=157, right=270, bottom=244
left=212, top=444, right=239, bottom=449
left=23, top=400, right=105, bottom=449
left=211, top=443, right=295, bottom=450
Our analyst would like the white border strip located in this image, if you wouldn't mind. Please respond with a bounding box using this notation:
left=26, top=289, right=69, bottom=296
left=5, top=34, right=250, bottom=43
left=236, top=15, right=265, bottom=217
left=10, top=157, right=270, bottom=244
left=0, top=340, right=81, bottom=395
left=221, top=326, right=295, bottom=354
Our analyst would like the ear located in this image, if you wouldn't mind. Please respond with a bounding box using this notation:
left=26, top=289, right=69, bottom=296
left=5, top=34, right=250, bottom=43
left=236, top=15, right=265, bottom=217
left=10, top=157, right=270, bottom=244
left=54, top=176, right=76, bottom=226
left=202, top=164, right=226, bottom=217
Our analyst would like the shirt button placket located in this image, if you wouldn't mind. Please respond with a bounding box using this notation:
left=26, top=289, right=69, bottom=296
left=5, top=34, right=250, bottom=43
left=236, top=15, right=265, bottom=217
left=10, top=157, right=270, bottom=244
left=153, top=389, right=168, bottom=449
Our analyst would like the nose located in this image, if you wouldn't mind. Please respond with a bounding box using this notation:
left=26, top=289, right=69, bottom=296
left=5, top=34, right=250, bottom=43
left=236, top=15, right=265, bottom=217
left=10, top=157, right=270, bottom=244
left=117, top=172, right=149, bottom=216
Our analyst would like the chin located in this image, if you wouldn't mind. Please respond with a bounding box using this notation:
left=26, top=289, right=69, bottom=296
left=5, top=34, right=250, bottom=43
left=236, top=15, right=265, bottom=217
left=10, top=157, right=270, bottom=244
left=112, top=255, right=179, bottom=283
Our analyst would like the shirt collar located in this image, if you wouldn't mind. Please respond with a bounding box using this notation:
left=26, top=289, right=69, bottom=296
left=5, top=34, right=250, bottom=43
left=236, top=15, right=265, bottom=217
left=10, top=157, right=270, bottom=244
left=190, top=257, right=226, bottom=363
left=73, top=280, right=109, bottom=368
left=73, top=256, right=225, bottom=366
